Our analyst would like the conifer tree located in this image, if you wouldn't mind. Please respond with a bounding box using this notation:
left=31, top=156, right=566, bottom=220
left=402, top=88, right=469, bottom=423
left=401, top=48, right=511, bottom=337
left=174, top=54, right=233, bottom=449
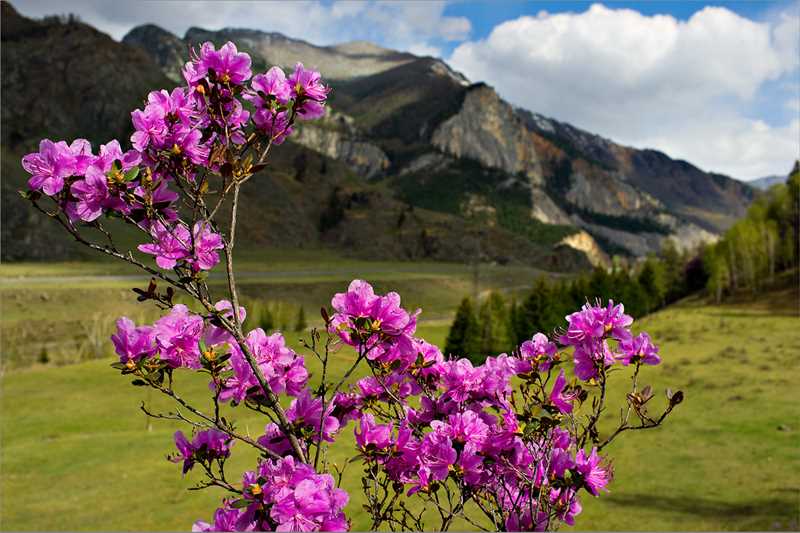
left=445, top=297, right=481, bottom=362
left=294, top=306, right=307, bottom=332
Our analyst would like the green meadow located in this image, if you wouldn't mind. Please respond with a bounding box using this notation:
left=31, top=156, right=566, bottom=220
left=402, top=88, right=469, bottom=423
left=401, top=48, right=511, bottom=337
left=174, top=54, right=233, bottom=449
left=1, top=259, right=798, bottom=531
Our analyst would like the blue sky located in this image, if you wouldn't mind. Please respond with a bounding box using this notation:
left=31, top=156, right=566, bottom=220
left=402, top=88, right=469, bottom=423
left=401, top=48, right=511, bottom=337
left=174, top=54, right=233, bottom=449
left=445, top=1, right=795, bottom=42
left=14, top=0, right=800, bottom=179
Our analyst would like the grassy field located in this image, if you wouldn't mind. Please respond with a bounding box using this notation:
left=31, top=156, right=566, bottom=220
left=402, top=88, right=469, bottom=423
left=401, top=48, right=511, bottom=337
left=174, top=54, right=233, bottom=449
left=1, top=258, right=798, bottom=531
left=0, top=254, right=551, bottom=369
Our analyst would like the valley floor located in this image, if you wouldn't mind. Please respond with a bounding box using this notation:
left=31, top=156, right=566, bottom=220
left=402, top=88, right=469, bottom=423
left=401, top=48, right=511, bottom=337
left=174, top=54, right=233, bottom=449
left=0, top=260, right=798, bottom=531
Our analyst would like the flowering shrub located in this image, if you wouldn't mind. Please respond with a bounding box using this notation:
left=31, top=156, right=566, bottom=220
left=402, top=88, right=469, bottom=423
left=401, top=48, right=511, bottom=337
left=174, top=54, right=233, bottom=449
left=20, top=41, right=682, bottom=532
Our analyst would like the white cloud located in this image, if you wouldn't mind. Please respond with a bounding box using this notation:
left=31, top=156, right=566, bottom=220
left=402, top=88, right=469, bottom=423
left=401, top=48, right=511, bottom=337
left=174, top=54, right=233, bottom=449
left=14, top=0, right=470, bottom=54
left=449, top=3, right=800, bottom=179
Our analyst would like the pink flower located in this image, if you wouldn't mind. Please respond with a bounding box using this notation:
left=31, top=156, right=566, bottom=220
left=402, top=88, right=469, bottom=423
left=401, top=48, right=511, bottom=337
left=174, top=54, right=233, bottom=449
left=131, top=106, right=168, bottom=152
left=431, top=410, right=490, bottom=449
left=288, top=63, right=328, bottom=101
left=248, top=67, right=292, bottom=105
left=560, top=300, right=633, bottom=347
left=221, top=329, right=308, bottom=404
left=169, top=126, right=209, bottom=166
left=190, top=221, right=224, bottom=271
left=70, top=166, right=109, bottom=221
left=171, top=429, right=232, bottom=475
left=331, top=279, right=378, bottom=320
left=355, top=413, right=392, bottom=453
left=138, top=221, right=192, bottom=270
left=287, top=389, right=340, bottom=443
left=573, top=340, right=617, bottom=381
left=549, top=369, right=579, bottom=414
left=574, top=447, right=612, bottom=496
left=153, top=304, right=205, bottom=368
left=519, top=332, right=558, bottom=372
left=253, top=109, right=293, bottom=144
left=22, top=139, right=77, bottom=195
left=110, top=317, right=155, bottom=363
left=288, top=63, right=329, bottom=120
left=184, top=41, right=252, bottom=86
left=419, top=431, right=457, bottom=482
left=618, top=332, right=661, bottom=366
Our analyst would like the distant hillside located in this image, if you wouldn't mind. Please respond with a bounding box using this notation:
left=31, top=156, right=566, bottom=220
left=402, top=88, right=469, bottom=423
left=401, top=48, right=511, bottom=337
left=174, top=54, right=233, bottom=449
left=2, top=2, right=757, bottom=267
left=748, top=175, right=786, bottom=190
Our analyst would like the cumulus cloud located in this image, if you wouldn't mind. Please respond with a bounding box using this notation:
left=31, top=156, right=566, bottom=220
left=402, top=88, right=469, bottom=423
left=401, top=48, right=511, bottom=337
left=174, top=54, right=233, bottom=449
left=14, top=0, right=470, bottom=57
left=449, top=3, right=800, bottom=179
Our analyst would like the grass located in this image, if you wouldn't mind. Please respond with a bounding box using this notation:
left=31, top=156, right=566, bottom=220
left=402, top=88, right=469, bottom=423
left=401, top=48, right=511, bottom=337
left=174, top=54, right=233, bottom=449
left=0, top=256, right=547, bottom=369
left=1, top=266, right=798, bottom=531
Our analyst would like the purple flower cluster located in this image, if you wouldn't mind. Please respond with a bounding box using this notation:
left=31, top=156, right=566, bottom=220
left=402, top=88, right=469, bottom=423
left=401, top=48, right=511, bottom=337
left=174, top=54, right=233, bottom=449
left=21, top=42, right=329, bottom=277
left=138, top=220, right=223, bottom=272
left=21, top=139, right=166, bottom=224
left=102, top=273, right=670, bottom=531
left=219, top=328, right=308, bottom=405
left=110, top=317, right=156, bottom=364
left=195, top=457, right=348, bottom=532
left=328, top=279, right=420, bottom=369
left=112, top=300, right=244, bottom=370
left=560, top=300, right=638, bottom=380
left=320, top=282, right=635, bottom=530
left=172, top=429, right=233, bottom=474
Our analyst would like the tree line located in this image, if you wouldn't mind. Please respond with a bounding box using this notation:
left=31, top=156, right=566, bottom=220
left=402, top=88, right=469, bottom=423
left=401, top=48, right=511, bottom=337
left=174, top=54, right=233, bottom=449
left=704, top=162, right=799, bottom=302
left=445, top=242, right=701, bottom=364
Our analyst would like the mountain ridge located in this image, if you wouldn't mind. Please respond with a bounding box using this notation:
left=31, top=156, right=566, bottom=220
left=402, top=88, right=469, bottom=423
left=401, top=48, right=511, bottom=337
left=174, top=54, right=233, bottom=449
left=1, top=3, right=756, bottom=267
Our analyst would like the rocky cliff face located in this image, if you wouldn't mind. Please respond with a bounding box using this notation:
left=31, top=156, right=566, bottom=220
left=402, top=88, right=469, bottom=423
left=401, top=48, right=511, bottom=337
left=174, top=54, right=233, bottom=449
left=291, top=110, right=390, bottom=179
left=557, top=231, right=609, bottom=268
left=432, top=84, right=544, bottom=185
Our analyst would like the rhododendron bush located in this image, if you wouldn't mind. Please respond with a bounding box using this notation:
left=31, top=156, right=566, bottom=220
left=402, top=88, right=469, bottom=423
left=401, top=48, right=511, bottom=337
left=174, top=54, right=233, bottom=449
left=20, top=42, right=682, bottom=532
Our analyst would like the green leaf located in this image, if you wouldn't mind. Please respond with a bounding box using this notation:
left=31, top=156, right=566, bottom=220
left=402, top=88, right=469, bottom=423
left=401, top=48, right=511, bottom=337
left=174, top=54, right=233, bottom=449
left=230, top=499, right=251, bottom=509
left=123, top=166, right=140, bottom=182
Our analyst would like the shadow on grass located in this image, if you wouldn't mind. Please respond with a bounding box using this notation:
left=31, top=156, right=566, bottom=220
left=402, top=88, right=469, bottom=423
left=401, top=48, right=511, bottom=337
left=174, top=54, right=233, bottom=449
left=703, top=310, right=799, bottom=319
left=604, top=492, right=799, bottom=527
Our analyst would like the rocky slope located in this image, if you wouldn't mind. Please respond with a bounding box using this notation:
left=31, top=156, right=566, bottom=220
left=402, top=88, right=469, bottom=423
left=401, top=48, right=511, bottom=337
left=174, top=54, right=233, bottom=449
left=123, top=25, right=419, bottom=82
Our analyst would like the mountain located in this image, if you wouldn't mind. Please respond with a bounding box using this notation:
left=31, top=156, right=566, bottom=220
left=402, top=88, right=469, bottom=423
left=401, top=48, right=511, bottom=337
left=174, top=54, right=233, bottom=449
left=1, top=3, right=756, bottom=268
left=748, top=175, right=786, bottom=190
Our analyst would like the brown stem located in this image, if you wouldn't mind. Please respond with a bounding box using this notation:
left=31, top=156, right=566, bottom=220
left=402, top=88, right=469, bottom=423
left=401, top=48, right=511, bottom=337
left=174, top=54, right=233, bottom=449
left=222, top=182, right=308, bottom=462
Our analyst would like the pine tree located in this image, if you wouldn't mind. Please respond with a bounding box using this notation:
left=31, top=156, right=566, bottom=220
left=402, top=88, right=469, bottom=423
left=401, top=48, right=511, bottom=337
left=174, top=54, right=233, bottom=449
left=477, top=292, right=509, bottom=356
left=294, top=306, right=307, bottom=332
left=259, top=303, right=274, bottom=333
left=517, top=277, right=556, bottom=338
left=445, top=297, right=481, bottom=362
left=638, top=256, right=667, bottom=311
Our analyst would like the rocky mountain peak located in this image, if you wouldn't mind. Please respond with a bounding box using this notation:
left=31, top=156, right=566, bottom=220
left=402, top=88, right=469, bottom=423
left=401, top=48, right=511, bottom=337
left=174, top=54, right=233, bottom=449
left=122, top=24, right=187, bottom=82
